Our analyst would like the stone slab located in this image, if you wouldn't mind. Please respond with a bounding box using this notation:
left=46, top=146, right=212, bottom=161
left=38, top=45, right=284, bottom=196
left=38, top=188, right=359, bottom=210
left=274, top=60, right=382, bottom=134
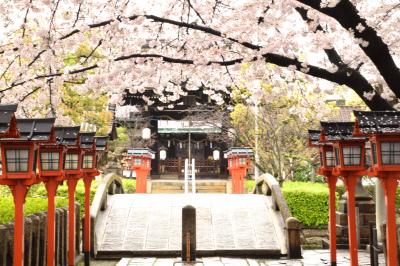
left=95, top=194, right=281, bottom=258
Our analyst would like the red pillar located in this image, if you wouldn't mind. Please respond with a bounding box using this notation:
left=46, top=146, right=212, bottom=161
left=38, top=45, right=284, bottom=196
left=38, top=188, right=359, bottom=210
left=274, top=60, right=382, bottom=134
left=327, top=175, right=338, bottom=266
left=343, top=176, right=358, bottom=266
left=83, top=175, right=93, bottom=265
left=67, top=178, right=78, bottom=266
left=10, top=182, right=29, bottom=266
left=135, top=168, right=147, bottom=193
left=44, top=179, right=60, bottom=266
left=382, top=176, right=399, bottom=266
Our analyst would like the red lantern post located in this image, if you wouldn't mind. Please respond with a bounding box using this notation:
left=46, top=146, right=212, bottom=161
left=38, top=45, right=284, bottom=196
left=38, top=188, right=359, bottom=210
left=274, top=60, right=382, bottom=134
left=127, top=148, right=153, bottom=193
left=0, top=104, right=29, bottom=266
left=308, top=129, right=337, bottom=266
left=55, top=126, right=82, bottom=266
left=320, top=122, right=367, bottom=266
left=354, top=111, right=400, bottom=266
left=80, top=132, right=99, bottom=265
left=224, top=148, right=253, bottom=194
left=17, top=118, right=57, bottom=266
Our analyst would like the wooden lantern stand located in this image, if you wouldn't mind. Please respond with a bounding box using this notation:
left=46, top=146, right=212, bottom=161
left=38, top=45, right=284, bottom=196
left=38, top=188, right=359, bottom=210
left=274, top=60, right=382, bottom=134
left=320, top=122, right=367, bottom=266
left=55, top=126, right=82, bottom=266
left=354, top=111, right=400, bottom=266
left=128, top=148, right=154, bottom=193
left=225, top=148, right=253, bottom=194
left=17, top=118, right=60, bottom=266
left=308, top=129, right=337, bottom=266
left=80, top=132, right=99, bottom=265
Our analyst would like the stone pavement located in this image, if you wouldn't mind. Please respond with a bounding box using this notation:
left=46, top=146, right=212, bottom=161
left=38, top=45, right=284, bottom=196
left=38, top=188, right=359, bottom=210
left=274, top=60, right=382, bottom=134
left=113, top=250, right=385, bottom=265
left=95, top=194, right=283, bottom=258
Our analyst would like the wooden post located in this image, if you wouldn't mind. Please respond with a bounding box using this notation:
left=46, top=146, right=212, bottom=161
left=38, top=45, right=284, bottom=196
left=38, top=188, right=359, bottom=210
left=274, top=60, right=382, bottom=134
left=83, top=175, right=93, bottom=266
left=382, top=176, right=398, bottom=266
left=10, top=182, right=29, bottom=266
left=182, top=205, right=196, bottom=262
left=344, top=177, right=359, bottom=266
left=44, top=179, right=59, bottom=266
left=67, top=178, right=78, bottom=266
left=327, top=175, right=337, bottom=266
left=286, top=217, right=302, bottom=259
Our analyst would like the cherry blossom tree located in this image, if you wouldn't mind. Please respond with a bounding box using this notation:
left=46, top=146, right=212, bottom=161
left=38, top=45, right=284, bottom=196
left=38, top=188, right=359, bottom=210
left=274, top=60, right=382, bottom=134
left=0, top=0, right=399, bottom=119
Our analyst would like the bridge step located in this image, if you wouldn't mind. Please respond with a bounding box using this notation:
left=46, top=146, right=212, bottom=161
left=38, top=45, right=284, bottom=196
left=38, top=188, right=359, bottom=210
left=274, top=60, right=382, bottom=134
left=150, top=180, right=227, bottom=194
left=94, top=194, right=282, bottom=259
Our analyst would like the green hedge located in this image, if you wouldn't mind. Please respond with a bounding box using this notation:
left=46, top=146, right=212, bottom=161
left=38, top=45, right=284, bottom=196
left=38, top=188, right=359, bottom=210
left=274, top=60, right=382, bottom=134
left=282, top=181, right=339, bottom=227
left=122, top=178, right=136, bottom=193
left=0, top=197, right=68, bottom=224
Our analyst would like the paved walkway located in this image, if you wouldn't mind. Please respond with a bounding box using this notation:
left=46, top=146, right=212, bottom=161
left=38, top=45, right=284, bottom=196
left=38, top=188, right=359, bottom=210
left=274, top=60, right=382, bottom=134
left=114, top=250, right=385, bottom=265
left=95, top=194, right=283, bottom=259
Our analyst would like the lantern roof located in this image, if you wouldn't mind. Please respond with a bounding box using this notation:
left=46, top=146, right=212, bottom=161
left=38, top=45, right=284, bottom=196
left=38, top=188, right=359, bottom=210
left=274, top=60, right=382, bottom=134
left=16, top=118, right=55, bottom=141
left=320, top=121, right=365, bottom=141
left=0, top=104, right=18, bottom=133
left=353, top=111, right=400, bottom=134
left=127, top=148, right=155, bottom=156
left=55, top=126, right=80, bottom=145
left=80, top=132, right=96, bottom=149
left=95, top=136, right=109, bottom=151
left=0, top=104, right=18, bottom=137
left=308, top=129, right=322, bottom=146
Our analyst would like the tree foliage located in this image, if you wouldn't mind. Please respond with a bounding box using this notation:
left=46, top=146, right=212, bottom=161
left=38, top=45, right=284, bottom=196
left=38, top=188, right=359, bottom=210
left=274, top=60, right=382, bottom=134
left=0, top=0, right=399, bottom=117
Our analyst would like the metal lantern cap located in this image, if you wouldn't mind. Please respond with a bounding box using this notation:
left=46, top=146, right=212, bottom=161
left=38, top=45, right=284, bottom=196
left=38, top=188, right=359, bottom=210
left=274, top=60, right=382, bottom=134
left=94, top=136, right=109, bottom=152
left=16, top=118, right=55, bottom=141
left=0, top=104, right=18, bottom=137
left=320, top=121, right=366, bottom=142
left=354, top=111, right=400, bottom=135
left=80, top=132, right=96, bottom=149
left=55, top=126, right=80, bottom=145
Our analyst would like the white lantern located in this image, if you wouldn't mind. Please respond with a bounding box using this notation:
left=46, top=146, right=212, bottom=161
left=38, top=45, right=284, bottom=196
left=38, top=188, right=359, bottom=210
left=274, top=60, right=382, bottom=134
left=160, top=149, right=167, bottom=160
left=142, top=128, right=151, bottom=140
left=213, top=150, right=220, bottom=161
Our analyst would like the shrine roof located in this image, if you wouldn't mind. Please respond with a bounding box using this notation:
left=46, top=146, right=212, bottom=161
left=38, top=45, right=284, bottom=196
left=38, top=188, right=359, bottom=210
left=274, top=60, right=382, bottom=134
left=0, top=104, right=18, bottom=133
left=16, top=118, right=55, bottom=141
left=320, top=121, right=365, bottom=141
left=55, top=126, right=80, bottom=145
left=354, top=111, right=400, bottom=134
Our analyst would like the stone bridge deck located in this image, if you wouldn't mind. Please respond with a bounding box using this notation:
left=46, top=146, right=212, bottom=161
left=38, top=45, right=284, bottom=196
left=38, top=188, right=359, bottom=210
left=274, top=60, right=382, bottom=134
left=94, top=194, right=285, bottom=259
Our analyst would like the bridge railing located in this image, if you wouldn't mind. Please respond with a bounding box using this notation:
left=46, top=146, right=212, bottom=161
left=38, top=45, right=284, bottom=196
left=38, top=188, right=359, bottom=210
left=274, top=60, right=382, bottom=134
left=252, top=173, right=302, bottom=259
left=89, top=173, right=124, bottom=257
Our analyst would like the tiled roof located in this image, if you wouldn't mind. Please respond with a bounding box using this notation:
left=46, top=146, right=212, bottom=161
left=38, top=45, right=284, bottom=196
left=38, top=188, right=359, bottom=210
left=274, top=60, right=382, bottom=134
left=354, top=111, right=400, bottom=134
left=16, top=118, right=55, bottom=141
left=0, top=104, right=18, bottom=133
left=320, top=121, right=365, bottom=141
left=55, top=126, right=80, bottom=145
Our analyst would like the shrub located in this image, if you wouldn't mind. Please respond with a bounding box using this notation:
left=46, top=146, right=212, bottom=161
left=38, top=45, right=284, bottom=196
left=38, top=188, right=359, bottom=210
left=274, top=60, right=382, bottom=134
left=121, top=178, right=136, bottom=193
left=245, top=179, right=255, bottom=193
left=0, top=197, right=68, bottom=224
left=282, top=181, right=339, bottom=227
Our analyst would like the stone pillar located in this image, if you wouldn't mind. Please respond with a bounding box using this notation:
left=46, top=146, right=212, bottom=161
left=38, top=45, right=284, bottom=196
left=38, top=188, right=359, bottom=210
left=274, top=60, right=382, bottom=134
left=335, top=185, right=375, bottom=249
left=286, top=217, right=302, bottom=259
left=182, top=205, right=196, bottom=262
